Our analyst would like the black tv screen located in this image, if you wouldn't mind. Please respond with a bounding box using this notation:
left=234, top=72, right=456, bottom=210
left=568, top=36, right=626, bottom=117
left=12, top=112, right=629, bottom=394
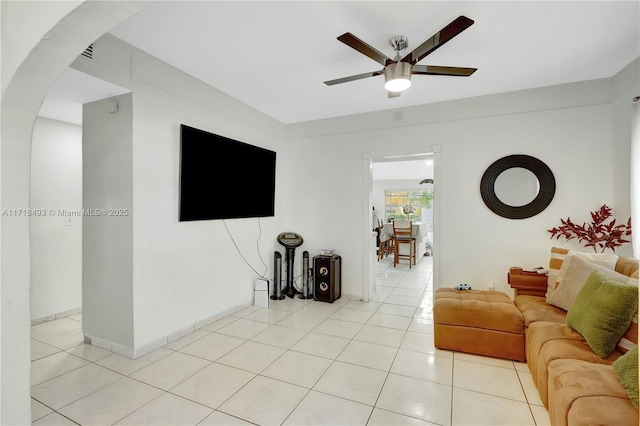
left=179, top=124, right=276, bottom=221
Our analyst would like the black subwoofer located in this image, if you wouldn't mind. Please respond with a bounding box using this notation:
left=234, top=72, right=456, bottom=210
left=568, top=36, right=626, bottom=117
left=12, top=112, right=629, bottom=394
left=313, top=255, right=341, bottom=303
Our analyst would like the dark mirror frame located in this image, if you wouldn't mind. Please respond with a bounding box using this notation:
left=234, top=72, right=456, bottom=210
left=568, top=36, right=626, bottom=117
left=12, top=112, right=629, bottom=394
left=480, top=154, right=556, bottom=219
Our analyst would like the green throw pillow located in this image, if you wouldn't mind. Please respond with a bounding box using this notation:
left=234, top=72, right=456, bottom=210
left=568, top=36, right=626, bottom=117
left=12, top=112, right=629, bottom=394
left=566, top=270, right=638, bottom=358
left=613, top=346, right=639, bottom=409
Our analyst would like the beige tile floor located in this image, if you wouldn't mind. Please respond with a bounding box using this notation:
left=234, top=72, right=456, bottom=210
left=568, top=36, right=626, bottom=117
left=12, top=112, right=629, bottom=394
left=31, top=255, right=550, bottom=425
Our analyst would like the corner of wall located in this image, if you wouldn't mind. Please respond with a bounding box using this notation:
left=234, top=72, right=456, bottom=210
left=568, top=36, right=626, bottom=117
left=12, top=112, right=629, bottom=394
left=611, top=57, right=640, bottom=101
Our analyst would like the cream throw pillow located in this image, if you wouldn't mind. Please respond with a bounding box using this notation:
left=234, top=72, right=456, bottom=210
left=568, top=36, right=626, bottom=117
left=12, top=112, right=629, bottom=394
left=546, top=247, right=618, bottom=301
left=547, top=254, right=632, bottom=311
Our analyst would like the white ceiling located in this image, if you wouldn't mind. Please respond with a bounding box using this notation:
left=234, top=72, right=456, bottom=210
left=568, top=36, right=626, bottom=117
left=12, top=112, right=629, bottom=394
left=39, top=68, right=130, bottom=125
left=40, top=1, right=639, bottom=126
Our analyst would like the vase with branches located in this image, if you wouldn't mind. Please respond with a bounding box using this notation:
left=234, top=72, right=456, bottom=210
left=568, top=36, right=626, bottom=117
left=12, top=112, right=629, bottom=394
left=548, top=204, right=632, bottom=253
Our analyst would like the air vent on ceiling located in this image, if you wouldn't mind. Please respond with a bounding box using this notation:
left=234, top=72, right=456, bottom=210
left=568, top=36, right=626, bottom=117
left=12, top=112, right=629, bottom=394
left=81, top=44, right=93, bottom=59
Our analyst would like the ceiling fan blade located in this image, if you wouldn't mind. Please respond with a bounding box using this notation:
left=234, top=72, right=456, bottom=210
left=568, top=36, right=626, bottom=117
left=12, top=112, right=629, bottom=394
left=337, top=33, right=392, bottom=66
left=412, top=65, right=477, bottom=76
left=324, top=70, right=384, bottom=86
left=388, top=91, right=401, bottom=98
left=401, top=15, right=474, bottom=64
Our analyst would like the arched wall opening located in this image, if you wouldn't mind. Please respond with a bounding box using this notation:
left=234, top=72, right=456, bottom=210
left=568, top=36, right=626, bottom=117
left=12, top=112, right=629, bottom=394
left=1, top=2, right=151, bottom=422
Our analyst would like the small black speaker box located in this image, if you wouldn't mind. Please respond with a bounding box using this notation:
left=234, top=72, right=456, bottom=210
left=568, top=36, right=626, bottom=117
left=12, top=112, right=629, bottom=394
left=313, top=254, right=341, bottom=303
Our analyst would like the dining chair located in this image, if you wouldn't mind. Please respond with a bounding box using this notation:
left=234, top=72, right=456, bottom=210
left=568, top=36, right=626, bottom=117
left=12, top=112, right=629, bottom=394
left=377, top=219, right=394, bottom=261
left=392, top=220, right=416, bottom=268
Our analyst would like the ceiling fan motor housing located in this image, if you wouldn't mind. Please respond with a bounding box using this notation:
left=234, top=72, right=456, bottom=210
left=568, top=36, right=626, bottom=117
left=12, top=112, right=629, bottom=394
left=384, top=61, right=412, bottom=91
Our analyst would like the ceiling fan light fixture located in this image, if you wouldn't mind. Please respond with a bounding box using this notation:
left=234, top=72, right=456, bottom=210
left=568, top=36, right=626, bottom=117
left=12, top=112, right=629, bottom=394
left=384, top=62, right=412, bottom=92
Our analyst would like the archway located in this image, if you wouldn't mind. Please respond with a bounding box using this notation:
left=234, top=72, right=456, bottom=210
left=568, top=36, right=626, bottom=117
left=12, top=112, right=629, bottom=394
left=1, top=2, right=151, bottom=422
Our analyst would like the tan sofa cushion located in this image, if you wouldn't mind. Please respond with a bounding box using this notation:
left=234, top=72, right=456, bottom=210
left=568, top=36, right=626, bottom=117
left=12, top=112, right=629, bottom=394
left=615, top=256, right=640, bottom=278
left=548, top=359, right=638, bottom=426
left=514, top=295, right=566, bottom=327
left=526, top=321, right=621, bottom=407
left=568, top=398, right=638, bottom=426
left=616, top=256, right=639, bottom=353
left=433, top=289, right=524, bottom=333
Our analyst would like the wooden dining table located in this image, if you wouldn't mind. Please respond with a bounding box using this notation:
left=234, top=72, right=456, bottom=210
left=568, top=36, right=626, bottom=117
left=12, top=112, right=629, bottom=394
left=382, top=222, right=427, bottom=255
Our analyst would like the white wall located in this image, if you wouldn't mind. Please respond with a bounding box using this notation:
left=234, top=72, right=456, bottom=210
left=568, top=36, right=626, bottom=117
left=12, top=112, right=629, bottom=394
left=611, top=58, right=639, bottom=240
left=130, top=75, right=284, bottom=352
left=30, top=117, right=82, bottom=320
left=83, top=93, right=135, bottom=353
left=73, top=34, right=287, bottom=355
left=284, top=78, right=636, bottom=297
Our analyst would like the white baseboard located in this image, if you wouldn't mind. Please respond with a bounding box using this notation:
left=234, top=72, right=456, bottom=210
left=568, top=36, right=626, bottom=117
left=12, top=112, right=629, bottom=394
left=31, top=307, right=82, bottom=326
left=84, top=334, right=136, bottom=359
left=85, top=299, right=254, bottom=359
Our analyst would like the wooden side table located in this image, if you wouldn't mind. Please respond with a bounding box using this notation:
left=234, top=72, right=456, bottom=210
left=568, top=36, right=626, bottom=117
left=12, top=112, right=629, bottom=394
left=508, top=267, right=548, bottom=297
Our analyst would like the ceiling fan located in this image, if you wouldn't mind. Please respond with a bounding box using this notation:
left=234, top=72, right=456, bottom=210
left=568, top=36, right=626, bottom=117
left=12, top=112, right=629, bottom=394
left=324, top=15, right=477, bottom=98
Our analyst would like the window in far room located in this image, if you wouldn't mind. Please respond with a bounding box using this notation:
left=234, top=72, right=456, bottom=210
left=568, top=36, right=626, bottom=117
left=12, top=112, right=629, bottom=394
left=384, top=189, right=433, bottom=222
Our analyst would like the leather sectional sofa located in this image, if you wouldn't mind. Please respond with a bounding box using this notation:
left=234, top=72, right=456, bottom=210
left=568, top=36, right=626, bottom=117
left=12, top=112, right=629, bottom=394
left=514, top=252, right=638, bottom=425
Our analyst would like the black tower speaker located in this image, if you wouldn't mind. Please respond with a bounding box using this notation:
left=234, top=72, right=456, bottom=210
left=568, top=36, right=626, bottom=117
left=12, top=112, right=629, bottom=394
left=313, top=254, right=341, bottom=303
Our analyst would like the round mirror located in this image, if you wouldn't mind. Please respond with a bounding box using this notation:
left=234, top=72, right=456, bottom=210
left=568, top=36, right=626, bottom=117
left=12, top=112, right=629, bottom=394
left=494, top=167, right=540, bottom=207
left=480, top=155, right=555, bottom=219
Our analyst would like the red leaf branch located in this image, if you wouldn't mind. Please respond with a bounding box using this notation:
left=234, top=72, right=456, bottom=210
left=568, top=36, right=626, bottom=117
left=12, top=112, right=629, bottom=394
left=547, top=204, right=632, bottom=253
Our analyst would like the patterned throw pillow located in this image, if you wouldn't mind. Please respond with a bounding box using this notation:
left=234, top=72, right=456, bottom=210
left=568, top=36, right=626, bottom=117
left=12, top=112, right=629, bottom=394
left=545, top=247, right=618, bottom=301
left=612, top=346, right=639, bottom=409
left=567, top=271, right=639, bottom=358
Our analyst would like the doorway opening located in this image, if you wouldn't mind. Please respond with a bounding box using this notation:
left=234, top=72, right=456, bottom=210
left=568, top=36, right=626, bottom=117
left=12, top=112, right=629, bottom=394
left=363, top=146, right=440, bottom=303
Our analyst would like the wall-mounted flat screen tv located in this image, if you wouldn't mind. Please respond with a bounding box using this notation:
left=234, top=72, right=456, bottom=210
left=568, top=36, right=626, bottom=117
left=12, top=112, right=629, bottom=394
left=179, top=124, right=276, bottom=221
